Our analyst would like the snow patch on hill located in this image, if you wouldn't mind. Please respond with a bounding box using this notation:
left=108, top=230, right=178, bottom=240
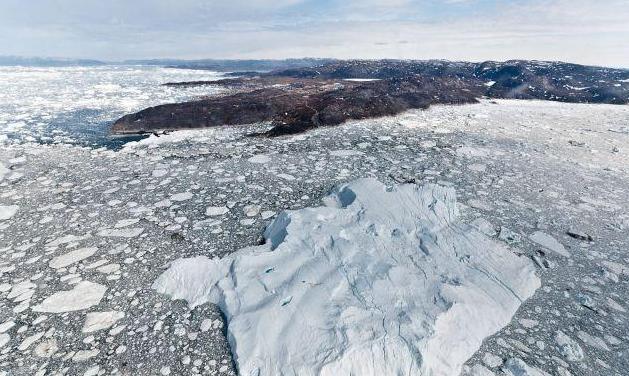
left=154, top=178, right=540, bottom=376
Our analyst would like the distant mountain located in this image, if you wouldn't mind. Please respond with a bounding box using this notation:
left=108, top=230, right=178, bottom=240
left=0, top=56, right=335, bottom=72
left=0, top=56, right=107, bottom=67
left=149, top=58, right=338, bottom=72
left=269, top=59, right=629, bottom=104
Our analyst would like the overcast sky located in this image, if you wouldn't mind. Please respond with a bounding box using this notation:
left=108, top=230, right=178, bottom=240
left=0, top=0, right=627, bottom=67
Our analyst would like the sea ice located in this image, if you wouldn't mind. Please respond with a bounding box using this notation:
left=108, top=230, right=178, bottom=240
left=82, top=311, right=125, bottom=333
left=248, top=154, right=271, bottom=164
left=529, top=231, right=569, bottom=257
left=33, top=281, right=107, bottom=313
left=0, top=205, right=18, bottom=221
left=97, top=228, right=144, bottom=238
left=49, top=247, right=98, bottom=269
left=206, top=206, right=229, bottom=216
left=170, top=192, right=193, bottom=201
left=154, top=179, right=540, bottom=376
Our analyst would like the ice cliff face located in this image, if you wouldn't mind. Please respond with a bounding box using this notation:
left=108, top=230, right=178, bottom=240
left=153, top=179, right=540, bottom=375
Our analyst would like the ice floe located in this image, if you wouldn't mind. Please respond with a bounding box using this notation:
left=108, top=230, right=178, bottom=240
left=0, top=205, right=18, bottom=221
left=529, top=231, right=569, bottom=257
left=154, top=178, right=540, bottom=375
left=82, top=311, right=125, bottom=333
left=49, top=247, right=98, bottom=269
left=33, top=281, right=107, bottom=313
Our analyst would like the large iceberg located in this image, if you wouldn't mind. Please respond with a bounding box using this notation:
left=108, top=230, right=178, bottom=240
left=154, top=179, right=540, bottom=375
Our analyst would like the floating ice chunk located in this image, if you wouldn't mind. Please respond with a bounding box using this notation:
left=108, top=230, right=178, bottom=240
left=49, top=247, right=98, bottom=269
left=33, top=338, right=58, bottom=358
left=33, top=281, right=107, bottom=313
left=457, top=146, right=491, bottom=158
left=576, top=331, right=610, bottom=351
left=206, top=206, right=229, bottom=216
left=72, top=349, right=99, bottom=362
left=45, top=234, right=92, bottom=247
left=152, top=169, right=169, bottom=177
left=82, top=311, right=125, bottom=333
left=170, top=192, right=193, bottom=202
left=0, top=163, right=9, bottom=182
left=0, top=321, right=15, bottom=333
left=84, top=366, right=100, bottom=376
left=154, top=199, right=172, bottom=208
left=244, top=205, right=261, bottom=217
left=0, top=205, right=19, bottom=221
left=248, top=154, right=271, bottom=164
left=98, top=228, right=144, bottom=238
left=555, top=331, right=584, bottom=362
left=154, top=179, right=540, bottom=376
left=114, top=218, right=140, bottom=228
left=468, top=163, right=487, bottom=172
left=529, top=231, right=569, bottom=257
left=0, top=333, right=9, bottom=348
left=18, top=332, right=44, bottom=351
left=503, top=358, right=551, bottom=376
left=329, top=149, right=363, bottom=157
left=462, top=364, right=496, bottom=375
left=276, top=173, right=296, bottom=181
left=471, top=218, right=497, bottom=237
left=261, top=210, right=276, bottom=220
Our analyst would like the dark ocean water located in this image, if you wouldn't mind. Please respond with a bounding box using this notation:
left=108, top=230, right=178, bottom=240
left=0, top=65, right=225, bottom=149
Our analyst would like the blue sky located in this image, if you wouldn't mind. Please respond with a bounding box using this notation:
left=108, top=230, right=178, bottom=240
left=0, top=0, right=627, bottom=67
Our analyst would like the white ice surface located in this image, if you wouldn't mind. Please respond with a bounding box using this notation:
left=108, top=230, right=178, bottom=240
left=49, top=247, right=98, bottom=269
left=0, top=205, right=18, bottom=221
left=154, top=179, right=540, bottom=376
left=97, top=228, right=144, bottom=238
left=529, top=231, right=569, bottom=257
left=33, top=281, right=107, bottom=313
left=82, top=311, right=125, bottom=333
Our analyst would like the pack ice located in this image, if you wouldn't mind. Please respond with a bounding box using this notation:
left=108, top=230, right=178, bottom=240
left=154, top=179, right=540, bottom=376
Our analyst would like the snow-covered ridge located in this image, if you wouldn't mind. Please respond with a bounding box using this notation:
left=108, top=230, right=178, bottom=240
left=153, top=179, right=540, bottom=376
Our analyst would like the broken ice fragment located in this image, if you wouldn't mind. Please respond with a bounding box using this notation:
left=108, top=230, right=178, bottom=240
left=529, top=231, right=569, bottom=257
left=97, top=228, right=144, bottom=238
left=0, top=205, right=18, bottom=221
left=153, top=179, right=540, bottom=376
left=206, top=206, right=229, bottom=216
left=49, top=247, right=98, bottom=269
left=82, top=311, right=125, bottom=333
left=33, top=281, right=107, bottom=313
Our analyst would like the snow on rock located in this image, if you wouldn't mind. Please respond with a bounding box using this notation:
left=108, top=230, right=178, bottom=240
left=0, top=205, right=19, bottom=221
left=33, top=281, right=107, bottom=313
left=529, top=231, right=569, bottom=257
left=153, top=178, right=540, bottom=376
left=49, top=247, right=98, bottom=269
left=82, top=311, right=125, bottom=333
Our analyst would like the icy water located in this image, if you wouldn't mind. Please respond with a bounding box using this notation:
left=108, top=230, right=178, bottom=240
left=0, top=65, right=225, bottom=149
left=1, top=67, right=628, bottom=376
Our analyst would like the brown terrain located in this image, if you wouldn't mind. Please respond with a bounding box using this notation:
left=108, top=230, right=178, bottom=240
left=111, top=60, right=629, bottom=136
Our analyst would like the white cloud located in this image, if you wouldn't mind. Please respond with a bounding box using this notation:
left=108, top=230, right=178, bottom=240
left=0, top=0, right=627, bottom=67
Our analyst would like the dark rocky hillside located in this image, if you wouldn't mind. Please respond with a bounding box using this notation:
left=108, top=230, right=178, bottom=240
left=111, top=60, right=628, bottom=136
